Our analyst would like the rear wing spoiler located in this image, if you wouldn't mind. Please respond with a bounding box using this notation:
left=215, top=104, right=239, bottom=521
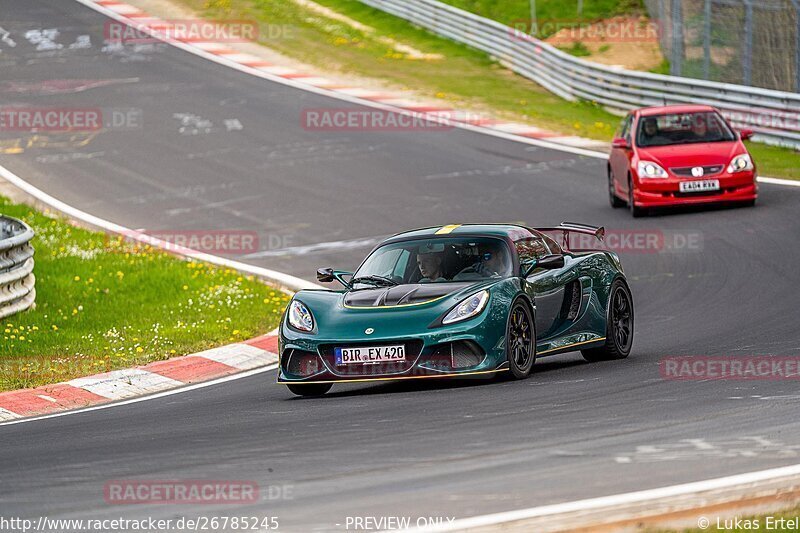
left=534, top=222, right=605, bottom=250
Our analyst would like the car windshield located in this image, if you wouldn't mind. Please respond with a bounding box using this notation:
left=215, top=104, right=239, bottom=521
left=353, top=237, right=513, bottom=286
left=636, top=111, right=735, bottom=147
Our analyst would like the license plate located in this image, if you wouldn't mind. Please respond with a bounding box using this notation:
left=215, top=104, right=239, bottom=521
left=334, top=345, right=406, bottom=365
left=679, top=179, right=720, bottom=193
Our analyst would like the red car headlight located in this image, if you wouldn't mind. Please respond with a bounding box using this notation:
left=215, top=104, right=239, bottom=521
left=637, top=160, right=668, bottom=178
left=727, top=154, right=754, bottom=173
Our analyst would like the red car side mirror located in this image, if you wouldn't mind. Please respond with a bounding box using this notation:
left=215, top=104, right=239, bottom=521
left=739, top=128, right=754, bottom=140
left=612, top=137, right=630, bottom=149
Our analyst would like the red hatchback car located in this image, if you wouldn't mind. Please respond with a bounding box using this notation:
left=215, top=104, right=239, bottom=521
left=608, top=104, right=758, bottom=216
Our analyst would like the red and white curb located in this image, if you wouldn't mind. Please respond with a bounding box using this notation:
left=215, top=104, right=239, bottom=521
left=0, top=334, right=278, bottom=421
left=87, top=0, right=610, bottom=153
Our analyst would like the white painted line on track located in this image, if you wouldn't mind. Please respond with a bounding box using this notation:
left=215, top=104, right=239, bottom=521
left=395, top=463, right=800, bottom=532
left=0, top=364, right=279, bottom=428
left=757, top=176, right=800, bottom=187
left=71, top=0, right=800, bottom=188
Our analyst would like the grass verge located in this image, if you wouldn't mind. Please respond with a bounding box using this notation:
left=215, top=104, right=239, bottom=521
left=179, top=0, right=800, bottom=179
left=0, top=196, right=290, bottom=392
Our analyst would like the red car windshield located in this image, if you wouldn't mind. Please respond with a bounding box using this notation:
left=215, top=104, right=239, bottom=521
left=636, top=111, right=736, bottom=147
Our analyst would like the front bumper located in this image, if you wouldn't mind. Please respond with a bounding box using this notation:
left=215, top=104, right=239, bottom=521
left=277, top=324, right=506, bottom=384
left=633, top=171, right=757, bottom=208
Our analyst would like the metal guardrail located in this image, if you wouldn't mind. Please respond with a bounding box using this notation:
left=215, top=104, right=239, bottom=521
left=0, top=216, right=35, bottom=320
left=359, top=0, right=800, bottom=148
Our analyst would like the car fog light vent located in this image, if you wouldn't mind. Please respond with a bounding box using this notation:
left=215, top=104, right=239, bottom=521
left=451, top=341, right=484, bottom=369
left=286, top=349, right=322, bottom=377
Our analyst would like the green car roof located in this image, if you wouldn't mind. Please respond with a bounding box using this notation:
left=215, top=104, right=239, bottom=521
left=386, top=223, right=528, bottom=242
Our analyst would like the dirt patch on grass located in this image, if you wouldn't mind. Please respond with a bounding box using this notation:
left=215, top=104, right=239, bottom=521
left=545, top=16, right=664, bottom=71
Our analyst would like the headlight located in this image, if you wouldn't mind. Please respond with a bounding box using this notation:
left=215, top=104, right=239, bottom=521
left=442, top=290, right=489, bottom=325
left=727, top=153, right=753, bottom=173
left=637, top=160, right=668, bottom=178
left=287, top=300, right=314, bottom=332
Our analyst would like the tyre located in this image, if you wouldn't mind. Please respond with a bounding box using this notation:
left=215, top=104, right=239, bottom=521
left=287, top=383, right=332, bottom=397
left=628, top=177, right=646, bottom=217
left=582, top=279, right=634, bottom=362
left=506, top=299, right=536, bottom=379
left=608, top=167, right=625, bottom=208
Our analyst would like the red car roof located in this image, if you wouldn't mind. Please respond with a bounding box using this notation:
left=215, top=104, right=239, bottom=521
left=636, top=104, right=718, bottom=117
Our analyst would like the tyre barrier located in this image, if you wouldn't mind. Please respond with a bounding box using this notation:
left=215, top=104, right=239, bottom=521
left=0, top=216, right=35, bottom=320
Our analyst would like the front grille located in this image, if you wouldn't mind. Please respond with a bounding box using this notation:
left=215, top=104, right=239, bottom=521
left=671, top=165, right=723, bottom=177
left=318, top=339, right=423, bottom=376
left=425, top=341, right=484, bottom=370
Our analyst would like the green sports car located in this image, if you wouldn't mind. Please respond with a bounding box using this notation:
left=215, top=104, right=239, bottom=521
left=278, top=223, right=633, bottom=397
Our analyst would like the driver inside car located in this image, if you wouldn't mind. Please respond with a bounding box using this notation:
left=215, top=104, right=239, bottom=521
left=454, top=246, right=508, bottom=280
left=691, top=116, right=709, bottom=141
left=417, top=244, right=447, bottom=283
left=641, top=117, right=667, bottom=144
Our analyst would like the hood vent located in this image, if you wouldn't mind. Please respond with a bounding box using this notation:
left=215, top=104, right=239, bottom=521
left=344, top=282, right=474, bottom=308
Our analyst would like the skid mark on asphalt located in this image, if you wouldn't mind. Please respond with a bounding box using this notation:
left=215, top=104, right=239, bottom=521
left=0, top=132, right=100, bottom=155
left=243, top=235, right=388, bottom=258
left=34, top=151, right=106, bottom=164
left=628, top=272, right=715, bottom=282
left=165, top=194, right=264, bottom=216
left=111, top=181, right=240, bottom=205
left=0, top=78, right=140, bottom=95
left=614, top=437, right=800, bottom=463
left=185, top=138, right=386, bottom=165
left=423, top=158, right=579, bottom=180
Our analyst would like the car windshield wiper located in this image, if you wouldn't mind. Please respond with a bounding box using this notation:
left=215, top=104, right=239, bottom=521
left=682, top=138, right=732, bottom=144
left=350, top=275, right=399, bottom=287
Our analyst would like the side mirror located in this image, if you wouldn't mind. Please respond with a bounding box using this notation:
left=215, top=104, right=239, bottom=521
left=538, top=254, right=565, bottom=270
left=317, top=268, right=353, bottom=288
left=523, top=254, right=565, bottom=277
left=612, top=137, right=630, bottom=150
left=317, top=268, right=335, bottom=283
left=739, top=128, right=754, bottom=140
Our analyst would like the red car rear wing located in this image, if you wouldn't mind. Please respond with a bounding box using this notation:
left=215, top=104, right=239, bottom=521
left=534, top=222, right=606, bottom=251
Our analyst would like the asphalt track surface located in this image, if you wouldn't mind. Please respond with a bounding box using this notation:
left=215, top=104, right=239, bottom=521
left=2, top=1, right=800, bottom=530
